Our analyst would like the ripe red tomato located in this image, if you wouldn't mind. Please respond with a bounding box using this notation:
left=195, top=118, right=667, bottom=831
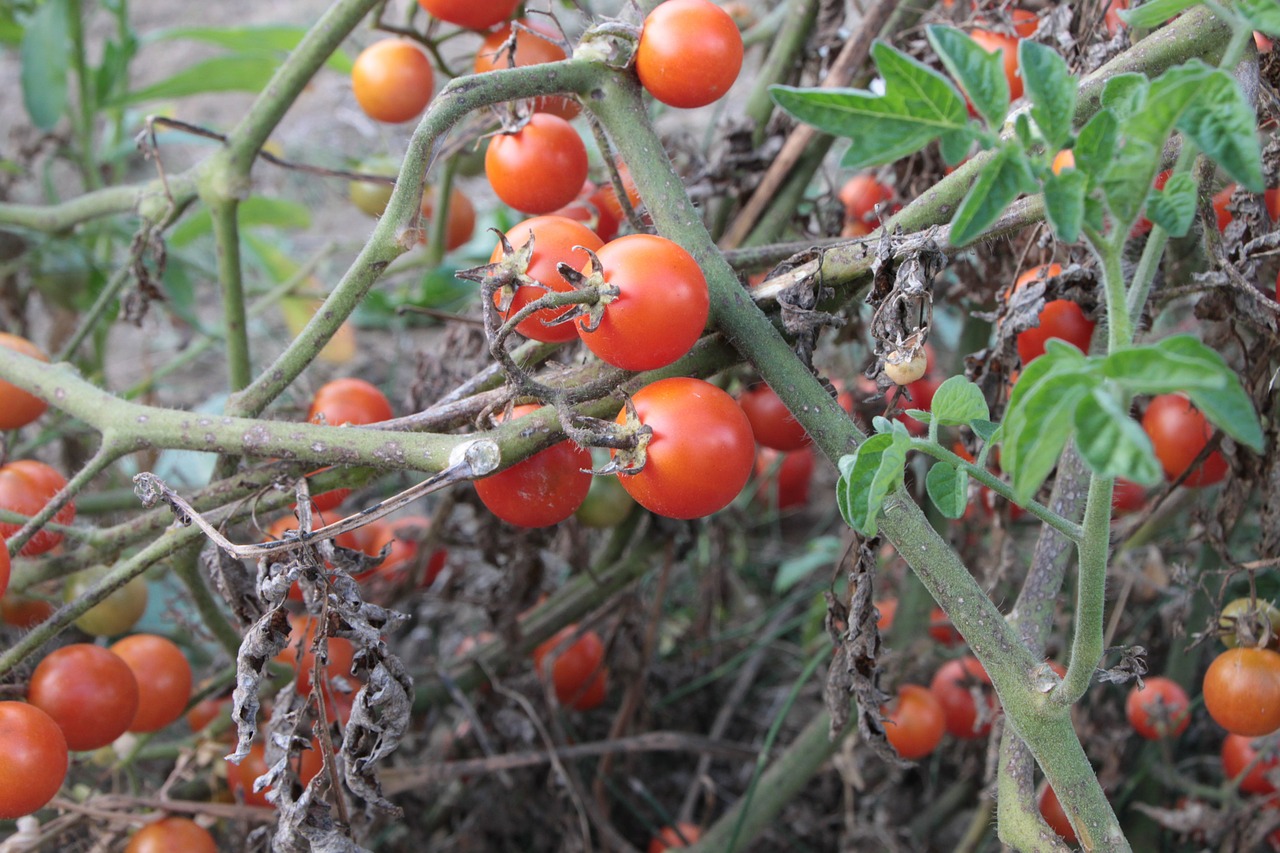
left=1011, top=8, right=1039, bottom=37
left=738, top=384, right=809, bottom=451
left=576, top=234, right=709, bottom=371
left=635, top=0, right=744, bottom=109
left=928, top=606, right=964, bottom=646
left=275, top=614, right=357, bottom=696
left=1141, top=393, right=1228, bottom=487
left=109, top=634, right=193, bottom=734
left=1039, top=784, right=1078, bottom=844
left=420, top=185, right=476, bottom=253
left=0, top=332, right=49, bottom=430
left=125, top=817, right=218, bottom=853
left=1222, top=733, right=1279, bottom=794
left=593, top=163, right=642, bottom=234
left=533, top=626, right=608, bottom=710
left=896, top=375, right=940, bottom=437
left=649, top=823, right=702, bottom=852
left=475, top=405, right=592, bottom=528
left=929, top=656, right=998, bottom=739
left=417, top=0, right=519, bottom=30
left=754, top=445, right=815, bottom=510
left=0, top=592, right=54, bottom=628
left=491, top=215, right=604, bottom=343
left=1104, top=0, right=1128, bottom=34
left=486, top=114, right=589, bottom=215
left=226, top=739, right=324, bottom=808
left=1204, top=647, right=1280, bottom=737
left=1111, top=478, right=1147, bottom=515
left=0, top=460, right=74, bottom=556
left=838, top=174, right=897, bottom=235
left=28, top=644, right=139, bottom=751
left=1125, top=676, right=1191, bottom=740
left=186, top=692, right=233, bottom=734
left=371, top=515, right=448, bottom=588
left=1013, top=265, right=1095, bottom=364
left=474, top=19, right=578, bottom=119
left=351, top=39, right=435, bottom=124
left=614, top=378, right=755, bottom=519
left=1133, top=170, right=1172, bottom=236
left=882, top=684, right=946, bottom=760
left=0, top=701, right=68, bottom=818
left=875, top=598, right=898, bottom=633
left=305, top=377, right=394, bottom=511
left=1212, top=184, right=1235, bottom=232
left=968, top=29, right=1022, bottom=101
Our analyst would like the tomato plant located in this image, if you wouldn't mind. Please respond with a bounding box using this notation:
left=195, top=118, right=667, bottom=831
left=351, top=39, right=435, bottom=124
left=532, top=625, right=608, bottom=710
left=62, top=566, right=148, bottom=637
left=226, top=739, right=324, bottom=808
left=754, top=445, right=815, bottom=511
left=738, top=383, right=809, bottom=451
left=416, top=0, right=519, bottom=31
left=1222, top=733, right=1280, bottom=794
left=1013, top=264, right=1096, bottom=364
left=0, top=332, right=49, bottom=430
left=1125, top=676, right=1191, bottom=740
left=491, top=215, right=604, bottom=343
left=474, top=19, right=578, bottom=119
left=648, top=822, right=702, bottom=852
left=305, top=377, right=394, bottom=511
left=1203, top=647, right=1280, bottom=737
left=929, top=656, right=998, bottom=739
left=485, top=114, right=589, bottom=215
left=109, top=634, right=193, bottom=734
left=881, top=684, right=946, bottom=760
left=474, top=405, right=592, bottom=527
left=635, top=0, right=744, bottom=109
left=125, top=817, right=218, bottom=853
left=1142, top=393, right=1229, bottom=487
left=0, top=460, right=74, bottom=556
left=576, top=234, right=709, bottom=371
left=28, top=643, right=140, bottom=751
left=0, top=701, right=68, bottom=819
left=968, top=28, right=1022, bottom=101
left=614, top=377, right=754, bottom=519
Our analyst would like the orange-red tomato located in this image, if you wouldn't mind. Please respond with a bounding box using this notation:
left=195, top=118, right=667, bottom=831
left=969, top=28, right=1022, bottom=101
left=0, top=332, right=49, bottom=430
left=417, top=0, right=519, bottom=30
left=1051, top=149, right=1075, bottom=175
left=928, top=606, right=964, bottom=646
left=226, top=739, right=324, bottom=808
left=1203, top=647, right=1280, bottom=737
left=0, top=701, right=68, bottom=819
left=635, top=0, right=744, bottom=108
left=485, top=114, right=589, bottom=215
left=490, top=215, right=604, bottom=343
left=1111, top=478, right=1147, bottom=515
left=882, top=684, right=946, bottom=760
left=649, top=822, right=702, bottom=852
left=875, top=598, right=898, bottom=633
left=475, top=405, right=593, bottom=528
left=1011, top=8, right=1039, bottom=37
left=1222, top=733, right=1279, bottom=794
left=305, top=378, right=394, bottom=511
left=0, top=460, right=74, bottom=556
left=186, top=693, right=233, bottom=734
left=593, top=163, right=642, bottom=233
left=929, top=656, right=998, bottom=739
left=28, top=644, right=139, bottom=751
left=1039, top=784, right=1078, bottom=844
left=351, top=39, right=435, bottom=124
left=420, top=186, right=476, bottom=252
left=754, top=445, right=815, bottom=511
left=109, top=634, right=193, bottom=734
left=275, top=614, right=357, bottom=696
left=1125, top=676, right=1191, bottom=740
left=1141, top=394, right=1228, bottom=487
left=125, top=817, right=218, bottom=853
left=0, top=592, right=55, bottom=628
left=1013, top=264, right=1095, bottom=364
left=533, top=626, right=608, bottom=710
left=378, top=515, right=448, bottom=588
left=473, top=19, right=578, bottom=119
left=838, top=174, right=897, bottom=233
left=738, top=384, right=809, bottom=451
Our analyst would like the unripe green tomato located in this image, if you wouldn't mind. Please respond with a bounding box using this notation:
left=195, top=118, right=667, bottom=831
left=1220, top=598, right=1280, bottom=648
left=64, top=567, right=148, bottom=637
left=575, top=476, right=635, bottom=528
left=347, top=157, right=399, bottom=218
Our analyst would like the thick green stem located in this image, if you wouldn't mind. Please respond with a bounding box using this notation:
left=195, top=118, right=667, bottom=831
left=205, top=196, right=251, bottom=391
left=1055, top=474, right=1115, bottom=707
left=741, top=0, right=820, bottom=135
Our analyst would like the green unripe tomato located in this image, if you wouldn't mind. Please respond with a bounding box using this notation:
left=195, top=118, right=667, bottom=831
left=575, top=475, right=635, bottom=528
left=347, top=157, right=399, bottom=218
left=1220, top=598, right=1280, bottom=649
left=64, top=567, right=148, bottom=637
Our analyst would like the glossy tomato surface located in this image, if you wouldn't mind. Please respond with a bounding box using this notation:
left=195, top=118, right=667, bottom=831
left=1222, top=733, right=1279, bottom=794
left=969, top=28, right=1022, bottom=100
left=474, top=20, right=577, bottom=119
left=110, top=634, right=193, bottom=733
left=0, top=460, right=74, bottom=556
left=492, top=215, right=603, bottom=343
left=0, top=701, right=68, bottom=819
left=1013, top=264, right=1095, bottom=364
left=125, top=817, right=218, bottom=853
left=1204, top=647, right=1280, bottom=737
left=420, top=185, right=476, bottom=253
left=738, top=384, right=809, bottom=451
left=0, top=332, right=49, bottom=430
left=308, top=377, right=393, bottom=427
left=417, top=0, right=519, bottom=30
left=635, top=0, right=744, bottom=108
left=1039, top=784, right=1077, bottom=844
left=533, top=626, right=607, bottom=710
left=838, top=174, right=896, bottom=233
left=475, top=405, right=592, bottom=527
left=28, top=643, right=139, bottom=751
left=882, top=684, right=946, bottom=760
left=485, top=114, right=588, bottom=215
left=351, top=39, right=434, bottom=124
left=754, top=445, right=814, bottom=511
left=1142, top=394, right=1228, bottom=487
left=1125, top=676, right=1191, bottom=740
left=929, top=656, right=998, bottom=739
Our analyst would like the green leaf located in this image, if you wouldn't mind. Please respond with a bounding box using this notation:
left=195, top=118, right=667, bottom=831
left=774, top=536, right=844, bottom=593
left=1043, top=168, right=1087, bottom=243
left=1238, top=0, right=1280, bottom=36
left=1073, top=109, right=1118, bottom=176
left=149, top=25, right=355, bottom=74
left=1073, top=388, right=1163, bottom=484
left=1177, top=72, right=1265, bottom=192
left=871, top=415, right=896, bottom=434
left=930, top=375, right=990, bottom=425
left=939, top=128, right=975, bottom=166
left=20, top=0, right=70, bottom=130
left=971, top=419, right=1000, bottom=442
left=1004, top=371, right=1094, bottom=503
left=905, top=408, right=931, bottom=424
left=1104, top=337, right=1228, bottom=395
left=836, top=434, right=909, bottom=536
left=950, top=141, right=1037, bottom=245
left=1143, top=172, right=1197, bottom=236
left=1156, top=337, right=1265, bottom=452
left=926, top=461, right=969, bottom=519
left=1100, top=73, right=1148, bottom=121
left=1021, top=40, right=1077, bottom=151
left=1101, top=138, right=1161, bottom=226
left=169, top=196, right=312, bottom=247
left=1120, top=0, right=1198, bottom=28
left=926, top=25, right=1009, bottom=127
left=770, top=41, right=968, bottom=170
left=118, top=54, right=280, bottom=105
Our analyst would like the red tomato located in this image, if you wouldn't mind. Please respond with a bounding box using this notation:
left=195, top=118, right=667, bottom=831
left=1013, top=264, right=1095, bottom=364
left=0, top=332, right=49, bottom=430
left=491, top=215, right=604, bottom=344
left=186, top=693, right=233, bottom=734
left=533, top=626, right=608, bottom=710
left=1141, top=394, right=1228, bottom=487
left=649, top=823, right=702, bottom=852
left=305, top=377, right=393, bottom=511
left=635, top=0, right=744, bottom=109
left=125, top=817, right=218, bottom=853
left=1125, top=676, right=1191, bottom=740
left=929, top=606, right=964, bottom=646
left=875, top=598, right=897, bottom=633
left=929, top=656, right=998, bottom=739
left=416, top=0, right=519, bottom=30
left=475, top=405, right=592, bottom=528
left=0, top=460, right=74, bottom=556
left=1104, top=0, right=1128, bottom=34
left=593, top=163, right=642, bottom=234
left=226, top=739, right=324, bottom=808
left=485, top=114, right=589, bottom=215
left=895, top=375, right=940, bottom=436
left=1039, top=784, right=1078, bottom=844
left=420, top=186, right=476, bottom=252
left=614, top=378, right=755, bottom=519
left=838, top=174, right=897, bottom=232
left=1111, top=478, right=1147, bottom=515
left=1222, top=733, right=1280, bottom=794
left=882, top=684, right=946, bottom=760
left=969, top=29, right=1022, bottom=101
left=0, top=593, right=54, bottom=628
left=371, top=515, right=448, bottom=588
left=109, top=634, right=193, bottom=734
left=754, top=445, right=815, bottom=510
left=738, top=384, right=809, bottom=451
left=1204, top=647, right=1280, bottom=737
left=275, top=614, right=357, bottom=696
left=474, top=19, right=577, bottom=119
left=1011, top=7, right=1039, bottom=37
left=351, top=39, right=434, bottom=124
left=1133, top=170, right=1172, bottom=236
left=576, top=234, right=709, bottom=371
left=1213, top=184, right=1235, bottom=233
left=0, top=701, right=68, bottom=818
left=28, top=644, right=139, bottom=751
left=1266, top=188, right=1280, bottom=221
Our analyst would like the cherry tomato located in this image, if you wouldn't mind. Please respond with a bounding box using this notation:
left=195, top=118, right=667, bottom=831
left=1204, top=647, right=1280, bottom=737
left=649, top=823, right=702, bottom=852
left=614, top=378, right=755, bottom=519
left=1013, top=264, right=1095, bottom=364
left=533, top=626, right=608, bottom=710
left=968, top=29, right=1022, bottom=101
left=1220, top=598, right=1280, bottom=649
left=1222, top=733, right=1280, bottom=794
left=416, top=0, right=519, bottom=30
left=0, top=592, right=54, bottom=628
left=485, top=114, right=589, bottom=215
left=0, top=539, right=8, bottom=600
left=109, top=634, right=193, bottom=733
left=896, top=376, right=940, bottom=437
left=1133, top=170, right=1172, bottom=235
left=553, top=182, right=619, bottom=242
left=475, top=405, right=592, bottom=528
left=373, top=515, right=448, bottom=588
left=754, top=445, right=815, bottom=511
left=420, top=185, right=476, bottom=252
left=1039, top=784, right=1078, bottom=844
left=1266, top=187, right=1280, bottom=221
left=226, top=739, right=324, bottom=808
left=305, top=377, right=394, bottom=511
left=351, top=39, right=435, bottom=124
left=838, top=174, right=897, bottom=235
left=593, top=163, right=642, bottom=235
left=1212, top=184, right=1235, bottom=232
left=929, top=656, right=998, bottom=739
left=28, top=643, right=139, bottom=751
left=576, top=234, right=709, bottom=371
left=491, top=215, right=604, bottom=343
left=1125, top=676, right=1191, bottom=740
left=1141, top=393, right=1228, bottom=487
left=348, top=177, right=394, bottom=219
left=0, top=460, right=74, bottom=557
left=875, top=598, right=898, bottom=632
left=1110, top=478, right=1146, bottom=516
left=738, top=384, right=809, bottom=451
left=885, top=350, right=928, bottom=386
left=1051, top=149, right=1075, bottom=175
left=1011, top=8, right=1039, bottom=37
left=882, top=684, right=946, bottom=760
left=575, top=475, right=636, bottom=528
left=0, top=332, right=49, bottom=430
left=125, top=817, right=218, bottom=853
left=929, top=606, right=964, bottom=646
left=275, top=614, right=357, bottom=696
left=0, top=701, right=68, bottom=818
left=635, top=0, right=744, bottom=109
left=186, top=692, right=233, bottom=735
left=474, top=20, right=578, bottom=119
left=63, top=566, right=148, bottom=637
left=1104, top=0, right=1128, bottom=34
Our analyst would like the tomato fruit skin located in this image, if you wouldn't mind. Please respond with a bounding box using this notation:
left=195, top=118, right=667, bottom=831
left=0, top=332, right=49, bottom=430
left=1110, top=478, right=1146, bottom=516
left=882, top=684, right=946, bottom=760
left=968, top=29, right=1022, bottom=101
left=125, top=817, right=218, bottom=853
left=417, top=0, right=519, bottom=30
left=928, top=606, right=964, bottom=646
left=0, top=701, right=68, bottom=819
left=0, top=460, right=74, bottom=556
left=533, top=626, right=608, bottom=710
left=306, top=377, right=394, bottom=511
left=1142, top=393, right=1228, bottom=487
left=649, top=823, right=702, bottom=852
left=485, top=114, right=589, bottom=215
left=1222, top=733, right=1279, bottom=794
left=109, top=634, right=193, bottom=733
left=754, top=445, right=815, bottom=511
left=838, top=174, right=896, bottom=232
left=63, top=566, right=148, bottom=637
left=1039, top=784, right=1078, bottom=844
left=351, top=39, right=435, bottom=124
left=635, top=0, right=744, bottom=109
left=0, top=592, right=54, bottom=628
left=1012, top=264, right=1095, bottom=364
left=614, top=378, right=755, bottom=519
left=929, top=656, right=998, bottom=739
left=420, top=185, right=476, bottom=252
left=474, top=20, right=578, bottom=119
left=492, top=215, right=604, bottom=343
left=226, top=739, right=323, bottom=808
left=28, top=643, right=140, bottom=751
left=1204, top=647, right=1280, bottom=737
left=738, top=384, right=809, bottom=451
left=577, top=234, right=709, bottom=371
left=475, top=405, right=592, bottom=528
left=186, top=693, right=233, bottom=735
left=1125, top=676, right=1191, bottom=740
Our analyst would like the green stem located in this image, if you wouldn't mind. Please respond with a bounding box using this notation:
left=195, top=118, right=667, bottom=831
left=1054, top=473, right=1115, bottom=707
left=172, top=542, right=244, bottom=655
left=0, top=175, right=196, bottom=233
left=66, top=0, right=99, bottom=191
left=205, top=196, right=251, bottom=391
left=1095, top=235, right=1132, bottom=351
left=741, top=0, right=820, bottom=136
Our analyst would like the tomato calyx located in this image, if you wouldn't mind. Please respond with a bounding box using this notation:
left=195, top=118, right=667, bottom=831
left=591, top=394, right=654, bottom=477
left=555, top=247, right=621, bottom=333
